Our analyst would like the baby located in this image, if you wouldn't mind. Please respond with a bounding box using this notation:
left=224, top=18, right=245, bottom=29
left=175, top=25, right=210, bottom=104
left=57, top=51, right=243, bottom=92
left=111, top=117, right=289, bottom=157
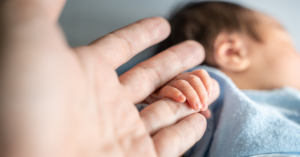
left=142, top=1, right=300, bottom=156
left=145, top=1, right=300, bottom=111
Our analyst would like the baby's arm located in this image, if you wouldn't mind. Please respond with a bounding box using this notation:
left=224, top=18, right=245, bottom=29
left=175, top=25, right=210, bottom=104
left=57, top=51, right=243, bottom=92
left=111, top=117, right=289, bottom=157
left=146, top=69, right=213, bottom=111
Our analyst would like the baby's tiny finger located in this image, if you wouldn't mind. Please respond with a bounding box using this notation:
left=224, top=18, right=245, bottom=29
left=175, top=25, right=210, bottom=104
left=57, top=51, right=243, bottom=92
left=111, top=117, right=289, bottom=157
left=157, top=85, right=186, bottom=103
left=191, top=70, right=212, bottom=95
left=192, top=69, right=212, bottom=97
left=184, top=74, right=208, bottom=111
left=170, top=80, right=201, bottom=111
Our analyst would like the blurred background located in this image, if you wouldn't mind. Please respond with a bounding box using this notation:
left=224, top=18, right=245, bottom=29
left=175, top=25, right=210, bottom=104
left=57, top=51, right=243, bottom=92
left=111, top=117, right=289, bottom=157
left=59, top=0, right=300, bottom=75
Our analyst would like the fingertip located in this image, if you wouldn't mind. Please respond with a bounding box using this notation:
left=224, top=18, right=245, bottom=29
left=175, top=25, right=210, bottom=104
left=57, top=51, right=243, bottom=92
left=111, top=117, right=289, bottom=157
left=199, top=93, right=208, bottom=111
left=158, top=86, right=187, bottom=103
left=190, top=97, right=203, bottom=112
left=172, top=40, right=205, bottom=69
left=187, top=99, right=202, bottom=111
left=178, top=94, right=186, bottom=103
left=208, top=91, right=211, bottom=98
left=137, top=17, right=171, bottom=44
left=202, top=102, right=208, bottom=111
left=195, top=102, right=202, bottom=111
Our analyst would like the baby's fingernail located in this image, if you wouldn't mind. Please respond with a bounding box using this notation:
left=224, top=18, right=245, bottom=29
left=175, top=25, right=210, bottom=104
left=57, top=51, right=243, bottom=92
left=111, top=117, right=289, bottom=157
left=203, top=102, right=207, bottom=111
left=179, top=94, right=186, bottom=101
left=196, top=102, right=202, bottom=111
left=208, top=91, right=212, bottom=98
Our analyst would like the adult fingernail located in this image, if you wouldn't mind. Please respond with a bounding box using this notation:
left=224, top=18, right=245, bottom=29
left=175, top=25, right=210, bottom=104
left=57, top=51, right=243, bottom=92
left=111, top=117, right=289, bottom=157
left=209, top=91, right=212, bottom=98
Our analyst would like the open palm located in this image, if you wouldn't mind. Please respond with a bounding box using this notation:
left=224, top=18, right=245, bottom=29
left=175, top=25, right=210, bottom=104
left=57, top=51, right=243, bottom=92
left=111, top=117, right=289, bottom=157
left=0, top=0, right=218, bottom=157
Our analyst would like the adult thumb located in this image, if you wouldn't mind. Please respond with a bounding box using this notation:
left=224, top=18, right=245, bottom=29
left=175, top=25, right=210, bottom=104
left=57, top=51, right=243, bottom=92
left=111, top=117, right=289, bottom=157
left=1, top=0, right=66, bottom=23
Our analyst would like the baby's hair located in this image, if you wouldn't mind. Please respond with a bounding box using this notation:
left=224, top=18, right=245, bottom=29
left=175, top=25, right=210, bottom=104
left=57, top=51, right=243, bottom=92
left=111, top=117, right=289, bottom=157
left=156, top=1, right=262, bottom=66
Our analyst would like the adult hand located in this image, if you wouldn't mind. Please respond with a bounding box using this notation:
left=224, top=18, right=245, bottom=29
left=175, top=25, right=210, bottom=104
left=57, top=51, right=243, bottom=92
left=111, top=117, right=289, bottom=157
left=0, top=0, right=219, bottom=157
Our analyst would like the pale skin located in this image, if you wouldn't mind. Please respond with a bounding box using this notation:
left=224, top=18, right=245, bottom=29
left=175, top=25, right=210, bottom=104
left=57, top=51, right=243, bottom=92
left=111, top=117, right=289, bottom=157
left=4, top=1, right=294, bottom=156
left=146, top=69, right=216, bottom=112
left=0, top=1, right=222, bottom=157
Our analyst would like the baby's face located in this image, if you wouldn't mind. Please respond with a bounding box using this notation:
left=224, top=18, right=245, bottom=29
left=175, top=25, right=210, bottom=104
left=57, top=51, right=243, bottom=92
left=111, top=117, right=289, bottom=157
left=247, top=12, right=300, bottom=89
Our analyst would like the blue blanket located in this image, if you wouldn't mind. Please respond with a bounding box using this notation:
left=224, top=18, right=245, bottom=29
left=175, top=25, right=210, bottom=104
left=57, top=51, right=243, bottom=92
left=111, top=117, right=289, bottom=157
left=184, top=66, right=300, bottom=157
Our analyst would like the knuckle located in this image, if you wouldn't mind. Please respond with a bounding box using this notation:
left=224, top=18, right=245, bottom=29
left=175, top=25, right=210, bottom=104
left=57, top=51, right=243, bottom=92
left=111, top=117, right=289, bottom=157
left=174, top=80, right=189, bottom=87
left=185, top=90, right=198, bottom=99
left=193, top=69, right=209, bottom=76
left=108, top=33, right=133, bottom=56
left=194, top=69, right=205, bottom=74
left=164, top=86, right=176, bottom=95
left=199, top=91, right=208, bottom=98
left=139, top=64, right=162, bottom=87
left=187, top=94, right=198, bottom=101
left=187, top=75, right=200, bottom=83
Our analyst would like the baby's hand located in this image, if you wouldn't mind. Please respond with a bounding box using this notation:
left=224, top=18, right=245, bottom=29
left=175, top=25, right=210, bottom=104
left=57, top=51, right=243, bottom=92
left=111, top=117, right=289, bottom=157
left=147, top=69, right=213, bottom=111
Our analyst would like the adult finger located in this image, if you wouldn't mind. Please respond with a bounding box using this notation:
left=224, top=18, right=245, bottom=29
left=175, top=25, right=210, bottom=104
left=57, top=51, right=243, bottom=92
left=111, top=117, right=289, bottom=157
left=140, top=99, right=195, bottom=135
left=140, top=79, right=219, bottom=135
left=153, top=113, right=206, bottom=157
left=120, top=40, right=205, bottom=104
left=46, top=0, right=67, bottom=22
left=87, top=17, right=170, bottom=68
left=200, top=110, right=211, bottom=119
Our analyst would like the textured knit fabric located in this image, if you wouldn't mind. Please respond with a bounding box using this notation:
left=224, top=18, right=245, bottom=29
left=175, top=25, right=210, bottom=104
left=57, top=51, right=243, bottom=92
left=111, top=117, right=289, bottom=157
left=183, top=66, right=300, bottom=157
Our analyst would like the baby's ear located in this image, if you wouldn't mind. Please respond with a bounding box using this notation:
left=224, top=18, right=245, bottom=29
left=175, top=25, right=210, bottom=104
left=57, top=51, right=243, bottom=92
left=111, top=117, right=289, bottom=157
left=213, top=32, right=250, bottom=72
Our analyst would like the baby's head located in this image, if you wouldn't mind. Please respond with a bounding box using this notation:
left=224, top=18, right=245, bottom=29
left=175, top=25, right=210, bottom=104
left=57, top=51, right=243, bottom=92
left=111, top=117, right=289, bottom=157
left=158, top=1, right=300, bottom=90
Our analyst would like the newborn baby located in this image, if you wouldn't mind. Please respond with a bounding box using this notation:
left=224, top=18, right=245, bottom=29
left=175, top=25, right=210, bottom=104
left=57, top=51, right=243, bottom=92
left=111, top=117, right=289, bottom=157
left=150, top=1, right=300, bottom=105
left=140, top=1, right=300, bottom=157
